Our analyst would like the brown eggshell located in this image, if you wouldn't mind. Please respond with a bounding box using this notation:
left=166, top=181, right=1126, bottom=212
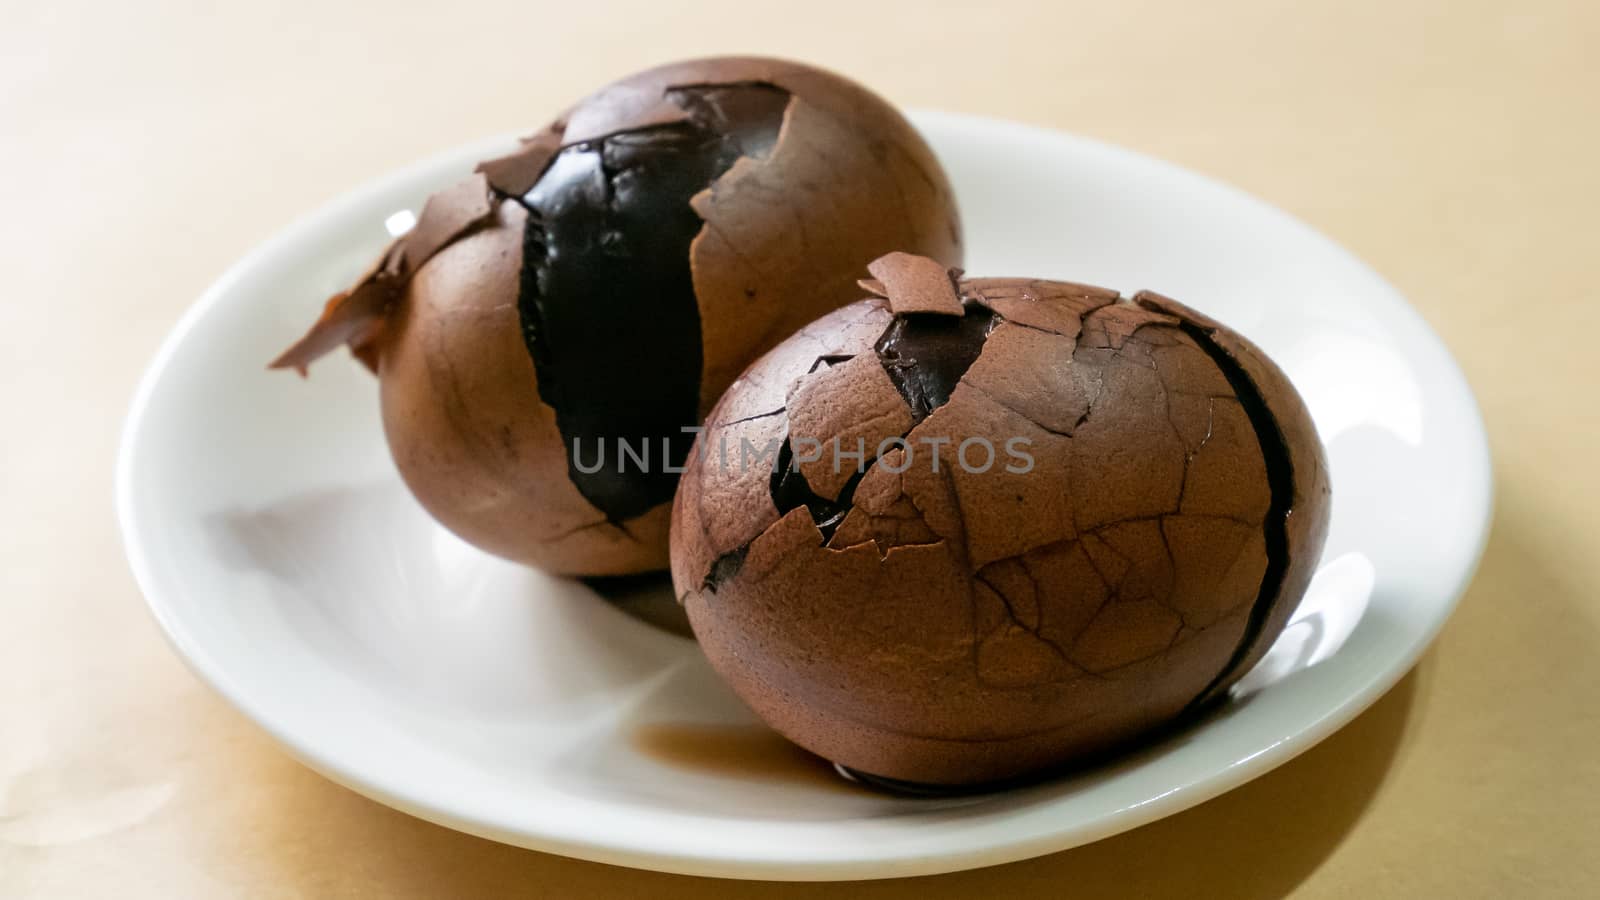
left=671, top=253, right=1332, bottom=786
left=377, top=199, right=671, bottom=572
left=685, top=67, right=962, bottom=408
left=273, top=58, right=962, bottom=576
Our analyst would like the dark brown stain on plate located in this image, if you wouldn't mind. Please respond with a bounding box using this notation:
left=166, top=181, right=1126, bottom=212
left=630, top=722, right=870, bottom=794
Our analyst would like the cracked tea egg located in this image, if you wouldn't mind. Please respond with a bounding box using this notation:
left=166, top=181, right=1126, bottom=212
left=272, top=57, right=963, bottom=576
left=670, top=252, right=1331, bottom=788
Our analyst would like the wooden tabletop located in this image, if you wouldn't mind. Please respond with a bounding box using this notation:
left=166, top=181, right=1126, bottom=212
left=6, top=0, right=1597, bottom=896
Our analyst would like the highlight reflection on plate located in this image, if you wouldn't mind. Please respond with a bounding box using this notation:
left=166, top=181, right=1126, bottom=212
left=118, top=111, right=1491, bottom=880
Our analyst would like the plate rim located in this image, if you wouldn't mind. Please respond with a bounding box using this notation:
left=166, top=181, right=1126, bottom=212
left=116, top=109, right=1494, bottom=880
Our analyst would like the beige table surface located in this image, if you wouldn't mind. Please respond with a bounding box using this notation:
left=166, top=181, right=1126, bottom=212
left=5, top=0, right=1598, bottom=896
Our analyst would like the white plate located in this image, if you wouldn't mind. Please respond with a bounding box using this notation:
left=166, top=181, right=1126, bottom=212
left=117, top=111, right=1491, bottom=880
